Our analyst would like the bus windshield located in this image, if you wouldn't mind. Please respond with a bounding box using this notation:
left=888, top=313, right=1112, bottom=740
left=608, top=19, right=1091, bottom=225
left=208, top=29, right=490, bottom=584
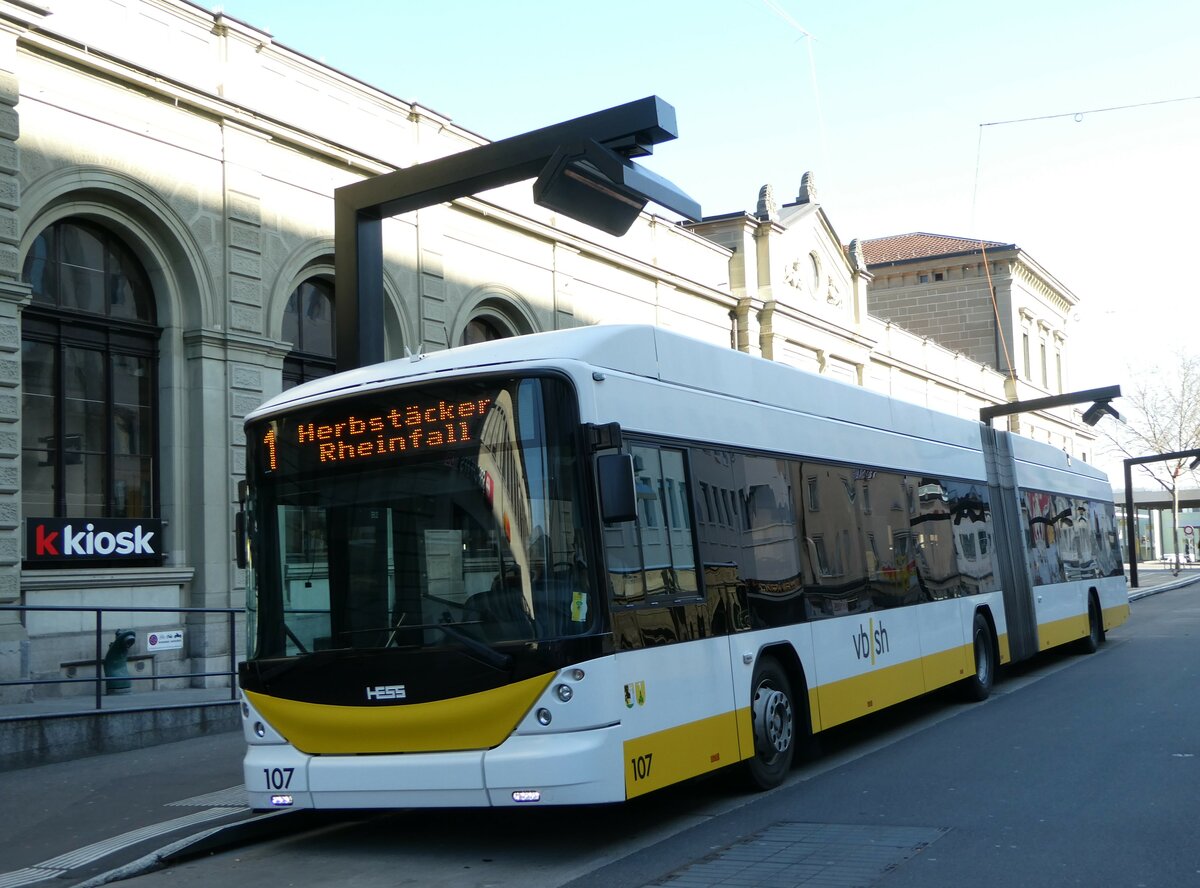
left=244, top=374, right=595, bottom=660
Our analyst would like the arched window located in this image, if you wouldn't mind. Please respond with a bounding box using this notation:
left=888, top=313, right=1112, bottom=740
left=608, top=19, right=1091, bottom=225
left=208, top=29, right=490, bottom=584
left=461, top=316, right=510, bottom=346
left=21, top=219, right=159, bottom=521
left=282, top=277, right=335, bottom=390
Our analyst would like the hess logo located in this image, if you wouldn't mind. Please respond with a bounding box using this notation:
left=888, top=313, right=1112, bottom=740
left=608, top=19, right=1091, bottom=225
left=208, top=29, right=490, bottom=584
left=365, top=684, right=406, bottom=701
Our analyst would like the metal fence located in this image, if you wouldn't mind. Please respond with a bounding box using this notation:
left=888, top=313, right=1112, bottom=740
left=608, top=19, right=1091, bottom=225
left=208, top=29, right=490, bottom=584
left=0, top=604, right=240, bottom=717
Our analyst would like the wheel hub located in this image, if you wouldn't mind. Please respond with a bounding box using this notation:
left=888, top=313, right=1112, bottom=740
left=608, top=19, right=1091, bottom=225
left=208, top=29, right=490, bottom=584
left=752, top=685, right=793, bottom=756
left=975, top=636, right=990, bottom=685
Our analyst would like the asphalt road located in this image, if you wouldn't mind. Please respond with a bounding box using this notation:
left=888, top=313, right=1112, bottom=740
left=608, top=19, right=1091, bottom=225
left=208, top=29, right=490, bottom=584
left=89, top=586, right=1198, bottom=888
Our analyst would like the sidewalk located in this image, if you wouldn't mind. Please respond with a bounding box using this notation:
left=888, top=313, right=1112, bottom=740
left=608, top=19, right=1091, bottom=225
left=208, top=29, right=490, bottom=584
left=1124, top=562, right=1200, bottom=600
left=0, top=686, right=240, bottom=772
left=0, top=730, right=254, bottom=888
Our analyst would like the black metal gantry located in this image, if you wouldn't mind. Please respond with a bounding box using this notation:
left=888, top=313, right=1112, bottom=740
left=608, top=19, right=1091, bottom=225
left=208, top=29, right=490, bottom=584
left=979, top=385, right=1122, bottom=427
left=333, top=96, right=701, bottom=371
left=1124, top=448, right=1200, bottom=587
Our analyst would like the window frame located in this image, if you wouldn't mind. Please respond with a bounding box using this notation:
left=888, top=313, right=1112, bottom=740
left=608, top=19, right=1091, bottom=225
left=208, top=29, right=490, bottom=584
left=20, top=219, right=161, bottom=528
left=605, top=439, right=703, bottom=608
left=282, top=276, right=336, bottom=390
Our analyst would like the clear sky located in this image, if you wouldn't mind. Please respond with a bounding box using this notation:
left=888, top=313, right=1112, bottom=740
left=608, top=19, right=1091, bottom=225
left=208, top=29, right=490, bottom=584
left=212, top=0, right=1200, bottom=393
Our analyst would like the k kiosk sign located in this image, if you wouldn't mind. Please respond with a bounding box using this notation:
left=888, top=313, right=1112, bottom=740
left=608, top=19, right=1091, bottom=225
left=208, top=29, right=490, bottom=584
left=26, top=518, right=164, bottom=567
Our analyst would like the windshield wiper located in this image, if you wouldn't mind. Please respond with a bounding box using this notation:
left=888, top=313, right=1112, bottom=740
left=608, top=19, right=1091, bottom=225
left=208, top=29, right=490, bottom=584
left=384, top=614, right=513, bottom=671
left=434, top=619, right=513, bottom=671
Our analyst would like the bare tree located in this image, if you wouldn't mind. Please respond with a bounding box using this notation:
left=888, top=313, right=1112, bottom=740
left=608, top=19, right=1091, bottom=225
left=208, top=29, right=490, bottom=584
left=1101, top=352, right=1200, bottom=574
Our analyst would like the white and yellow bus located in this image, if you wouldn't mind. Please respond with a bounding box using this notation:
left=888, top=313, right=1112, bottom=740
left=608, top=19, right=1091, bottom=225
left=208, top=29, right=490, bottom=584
left=237, top=325, right=1128, bottom=809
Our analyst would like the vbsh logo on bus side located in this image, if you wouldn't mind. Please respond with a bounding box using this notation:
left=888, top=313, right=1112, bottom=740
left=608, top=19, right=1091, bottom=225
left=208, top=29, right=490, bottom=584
left=852, top=618, right=890, bottom=665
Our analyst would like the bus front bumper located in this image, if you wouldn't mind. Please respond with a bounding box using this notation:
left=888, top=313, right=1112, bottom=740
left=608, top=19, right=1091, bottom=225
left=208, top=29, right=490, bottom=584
left=244, top=725, right=624, bottom=809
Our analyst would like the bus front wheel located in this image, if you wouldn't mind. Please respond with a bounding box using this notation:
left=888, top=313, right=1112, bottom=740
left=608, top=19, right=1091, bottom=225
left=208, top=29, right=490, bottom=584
left=961, top=612, right=996, bottom=702
left=744, top=656, right=795, bottom=790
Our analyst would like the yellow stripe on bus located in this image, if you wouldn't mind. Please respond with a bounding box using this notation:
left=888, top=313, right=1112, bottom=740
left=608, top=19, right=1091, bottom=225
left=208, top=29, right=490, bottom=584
left=921, top=644, right=971, bottom=690
left=1038, top=613, right=1090, bottom=650
left=245, top=673, right=554, bottom=754
left=623, top=710, right=743, bottom=799
left=1103, top=602, right=1130, bottom=631
left=1039, top=600, right=1130, bottom=650
left=817, top=655, right=928, bottom=729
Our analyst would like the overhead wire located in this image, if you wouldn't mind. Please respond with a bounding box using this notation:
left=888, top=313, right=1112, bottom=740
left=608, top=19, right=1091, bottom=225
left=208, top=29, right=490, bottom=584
left=761, top=0, right=829, bottom=192
left=971, top=94, right=1200, bottom=394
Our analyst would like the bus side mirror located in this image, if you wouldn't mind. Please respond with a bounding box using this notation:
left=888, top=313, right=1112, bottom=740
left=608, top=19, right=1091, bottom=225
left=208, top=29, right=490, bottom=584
left=235, top=480, right=251, bottom=570
left=234, top=510, right=248, bottom=570
left=598, top=453, right=637, bottom=524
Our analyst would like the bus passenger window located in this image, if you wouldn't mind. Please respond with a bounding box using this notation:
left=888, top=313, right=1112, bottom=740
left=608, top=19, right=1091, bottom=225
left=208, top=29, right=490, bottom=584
left=800, top=464, right=868, bottom=618
left=605, top=445, right=698, bottom=604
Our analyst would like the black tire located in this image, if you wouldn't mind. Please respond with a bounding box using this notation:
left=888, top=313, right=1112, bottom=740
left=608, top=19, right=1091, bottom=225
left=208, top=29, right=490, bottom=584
left=744, top=656, right=796, bottom=790
left=1077, top=595, right=1104, bottom=654
left=961, top=612, right=996, bottom=702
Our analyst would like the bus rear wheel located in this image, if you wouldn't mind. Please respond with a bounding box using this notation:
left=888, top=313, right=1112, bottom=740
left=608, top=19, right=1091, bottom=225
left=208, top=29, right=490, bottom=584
left=744, top=657, right=795, bottom=790
left=961, top=612, right=996, bottom=702
left=1077, top=595, right=1104, bottom=654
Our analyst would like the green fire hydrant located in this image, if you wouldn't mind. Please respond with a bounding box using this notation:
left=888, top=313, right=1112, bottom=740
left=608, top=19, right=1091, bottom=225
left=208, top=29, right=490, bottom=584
left=103, top=629, right=137, bottom=695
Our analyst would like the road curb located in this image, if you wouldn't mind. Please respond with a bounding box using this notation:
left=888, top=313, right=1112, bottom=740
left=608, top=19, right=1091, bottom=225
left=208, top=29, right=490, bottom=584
left=71, top=810, right=327, bottom=888
left=1129, top=574, right=1200, bottom=601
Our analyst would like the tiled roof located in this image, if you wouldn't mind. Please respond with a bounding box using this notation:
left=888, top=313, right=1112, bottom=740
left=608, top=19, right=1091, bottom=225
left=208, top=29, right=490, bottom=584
left=860, top=232, right=1013, bottom=266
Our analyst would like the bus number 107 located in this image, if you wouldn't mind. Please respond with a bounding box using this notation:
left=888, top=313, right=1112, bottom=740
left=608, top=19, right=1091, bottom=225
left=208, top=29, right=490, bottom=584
left=630, top=753, right=653, bottom=782
left=263, top=767, right=294, bottom=790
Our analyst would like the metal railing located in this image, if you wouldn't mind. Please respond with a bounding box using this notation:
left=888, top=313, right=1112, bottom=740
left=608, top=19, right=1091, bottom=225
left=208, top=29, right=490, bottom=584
left=0, top=604, right=240, bottom=717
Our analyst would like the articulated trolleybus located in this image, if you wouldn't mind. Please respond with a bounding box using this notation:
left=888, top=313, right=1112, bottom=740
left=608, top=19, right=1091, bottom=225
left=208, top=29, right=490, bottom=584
left=237, top=325, right=1128, bottom=809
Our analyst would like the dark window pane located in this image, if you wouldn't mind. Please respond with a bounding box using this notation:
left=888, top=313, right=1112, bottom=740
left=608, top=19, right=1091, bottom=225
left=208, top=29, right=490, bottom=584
left=63, top=348, right=106, bottom=452
left=282, top=289, right=300, bottom=349
left=61, top=265, right=106, bottom=314
left=63, top=347, right=104, bottom=400
left=299, top=281, right=334, bottom=357
left=112, top=250, right=154, bottom=321
left=21, top=450, right=55, bottom=516
left=22, top=339, right=55, bottom=396
left=59, top=224, right=106, bottom=272
left=22, top=391, right=55, bottom=453
left=64, top=453, right=106, bottom=517
left=58, top=224, right=108, bottom=315
left=283, top=278, right=336, bottom=391
left=112, top=354, right=152, bottom=407
left=108, top=275, right=138, bottom=321
left=23, top=230, right=56, bottom=305
left=463, top=318, right=507, bottom=346
left=113, top=455, right=153, bottom=518
left=113, top=403, right=151, bottom=455
left=282, top=361, right=302, bottom=392
left=20, top=218, right=159, bottom=524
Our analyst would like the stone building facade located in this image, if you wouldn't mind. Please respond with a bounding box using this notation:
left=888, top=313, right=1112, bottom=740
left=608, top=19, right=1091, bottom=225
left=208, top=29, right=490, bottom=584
left=862, top=232, right=1089, bottom=451
left=0, top=0, right=1098, bottom=702
left=688, top=182, right=1098, bottom=461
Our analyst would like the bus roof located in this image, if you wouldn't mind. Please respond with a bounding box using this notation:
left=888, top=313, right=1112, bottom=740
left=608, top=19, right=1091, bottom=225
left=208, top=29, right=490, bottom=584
left=246, top=324, right=1110, bottom=488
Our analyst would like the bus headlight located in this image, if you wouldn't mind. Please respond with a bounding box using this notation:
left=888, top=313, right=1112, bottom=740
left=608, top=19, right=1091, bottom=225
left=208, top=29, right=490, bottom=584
left=554, top=683, right=574, bottom=703
left=536, top=708, right=552, bottom=726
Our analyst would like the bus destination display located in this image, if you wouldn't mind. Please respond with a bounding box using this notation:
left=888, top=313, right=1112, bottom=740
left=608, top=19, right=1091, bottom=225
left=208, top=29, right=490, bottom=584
left=261, top=392, right=496, bottom=474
